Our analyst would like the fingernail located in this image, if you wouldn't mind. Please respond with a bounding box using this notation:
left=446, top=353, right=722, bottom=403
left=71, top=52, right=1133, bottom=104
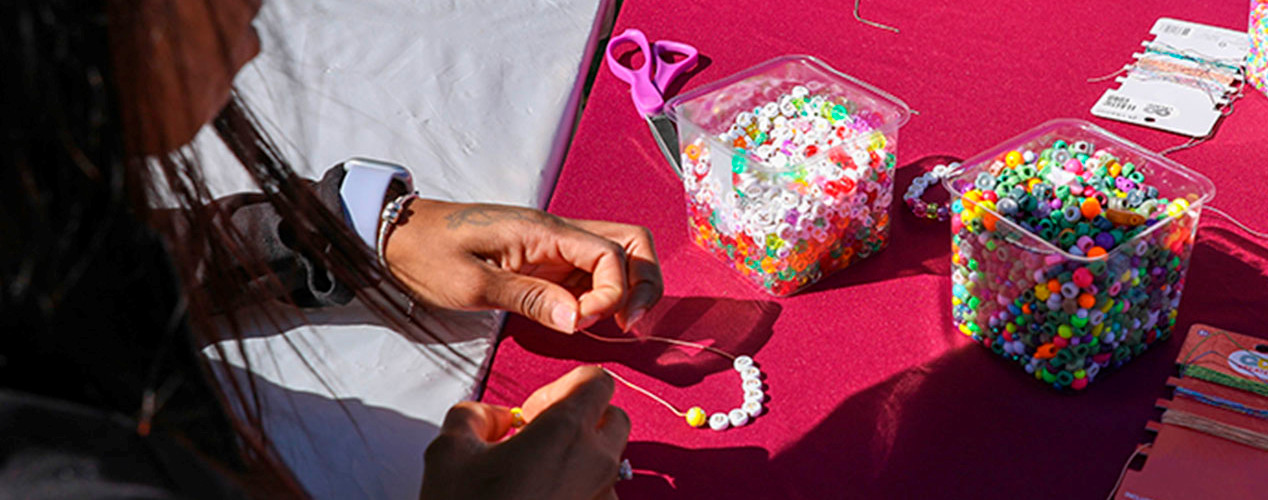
left=552, top=304, right=577, bottom=333
left=577, top=314, right=600, bottom=331
left=624, top=308, right=647, bottom=332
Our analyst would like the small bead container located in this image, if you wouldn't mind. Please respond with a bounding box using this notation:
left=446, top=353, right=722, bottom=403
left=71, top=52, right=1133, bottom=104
left=1251, top=0, right=1268, bottom=96
left=944, top=120, right=1215, bottom=390
left=664, top=56, right=911, bottom=296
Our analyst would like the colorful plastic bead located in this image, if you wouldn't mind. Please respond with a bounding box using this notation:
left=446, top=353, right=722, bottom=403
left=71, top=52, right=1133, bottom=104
left=949, top=137, right=1200, bottom=390
left=686, top=406, right=707, bottom=428
left=679, top=87, right=897, bottom=296
left=708, top=412, right=730, bottom=431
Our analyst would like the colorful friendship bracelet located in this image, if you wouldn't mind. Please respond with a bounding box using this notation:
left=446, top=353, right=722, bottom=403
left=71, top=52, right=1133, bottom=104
left=903, top=161, right=964, bottom=221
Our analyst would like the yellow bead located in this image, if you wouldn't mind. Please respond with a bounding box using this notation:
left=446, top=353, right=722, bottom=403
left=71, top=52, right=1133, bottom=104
left=685, top=406, right=707, bottom=428
left=1004, top=151, right=1022, bottom=167
left=510, top=407, right=526, bottom=428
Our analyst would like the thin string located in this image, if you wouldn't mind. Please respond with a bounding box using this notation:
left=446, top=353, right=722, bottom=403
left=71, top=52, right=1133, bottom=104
left=602, top=367, right=686, bottom=417
left=1174, top=386, right=1268, bottom=420
left=1178, top=329, right=1253, bottom=367
left=1161, top=408, right=1268, bottom=451
left=580, top=329, right=744, bottom=419
left=1144, top=41, right=1245, bottom=73
left=1157, top=135, right=1208, bottom=156
left=1203, top=206, right=1268, bottom=239
left=1106, top=443, right=1151, bottom=500
left=1087, top=65, right=1130, bottom=83
left=853, top=0, right=899, bottom=33
left=579, top=328, right=738, bottom=360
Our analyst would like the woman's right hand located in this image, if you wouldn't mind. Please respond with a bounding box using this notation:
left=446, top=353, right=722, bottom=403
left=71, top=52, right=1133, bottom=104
left=420, top=366, right=630, bottom=500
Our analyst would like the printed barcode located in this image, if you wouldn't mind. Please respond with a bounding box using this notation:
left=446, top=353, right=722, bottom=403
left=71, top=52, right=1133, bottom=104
left=1159, top=25, right=1191, bottom=36
left=1103, top=95, right=1136, bottom=111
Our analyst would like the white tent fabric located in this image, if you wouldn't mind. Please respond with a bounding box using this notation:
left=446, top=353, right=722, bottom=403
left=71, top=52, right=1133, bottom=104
left=193, top=0, right=614, bottom=497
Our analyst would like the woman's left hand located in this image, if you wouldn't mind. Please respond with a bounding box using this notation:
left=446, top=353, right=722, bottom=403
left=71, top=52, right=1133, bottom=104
left=383, top=199, right=663, bottom=334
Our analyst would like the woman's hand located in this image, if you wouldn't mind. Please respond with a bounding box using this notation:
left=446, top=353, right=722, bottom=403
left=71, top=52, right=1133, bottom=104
left=384, top=199, right=663, bottom=333
left=420, top=366, right=630, bottom=500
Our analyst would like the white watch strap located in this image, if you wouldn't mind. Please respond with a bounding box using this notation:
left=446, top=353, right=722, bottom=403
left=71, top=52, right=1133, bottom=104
left=339, top=158, right=414, bottom=249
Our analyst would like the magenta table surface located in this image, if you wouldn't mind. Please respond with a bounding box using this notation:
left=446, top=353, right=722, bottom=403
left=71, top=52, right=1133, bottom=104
left=481, top=1, right=1268, bottom=498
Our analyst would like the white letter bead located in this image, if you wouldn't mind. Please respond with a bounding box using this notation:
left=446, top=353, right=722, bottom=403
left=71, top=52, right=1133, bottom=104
left=741, top=366, right=762, bottom=381
left=744, top=388, right=765, bottom=403
left=728, top=408, right=749, bottom=427
left=708, top=412, right=730, bottom=431
left=732, top=355, right=754, bottom=372
left=742, top=400, right=764, bottom=418
left=742, top=378, right=763, bottom=391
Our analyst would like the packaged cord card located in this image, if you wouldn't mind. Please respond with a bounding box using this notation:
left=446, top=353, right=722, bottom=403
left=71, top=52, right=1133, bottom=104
left=1090, top=18, right=1249, bottom=137
left=1111, top=324, right=1268, bottom=500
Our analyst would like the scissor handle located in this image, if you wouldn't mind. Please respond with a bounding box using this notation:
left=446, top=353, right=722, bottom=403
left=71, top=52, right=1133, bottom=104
left=606, top=28, right=664, bottom=116
left=650, top=40, right=698, bottom=95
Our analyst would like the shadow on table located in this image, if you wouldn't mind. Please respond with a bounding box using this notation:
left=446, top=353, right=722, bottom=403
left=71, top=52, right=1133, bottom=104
left=615, top=441, right=771, bottom=498
left=505, top=295, right=781, bottom=386
left=608, top=227, right=1268, bottom=499
left=802, top=154, right=962, bottom=295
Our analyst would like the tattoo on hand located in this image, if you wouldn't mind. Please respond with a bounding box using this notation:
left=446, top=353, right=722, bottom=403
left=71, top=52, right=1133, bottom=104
left=444, top=205, right=559, bottom=229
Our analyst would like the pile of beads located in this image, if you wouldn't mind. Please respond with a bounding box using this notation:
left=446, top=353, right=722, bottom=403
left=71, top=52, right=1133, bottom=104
left=678, top=85, right=897, bottom=295
left=949, top=139, right=1201, bottom=390
left=1252, top=0, right=1268, bottom=96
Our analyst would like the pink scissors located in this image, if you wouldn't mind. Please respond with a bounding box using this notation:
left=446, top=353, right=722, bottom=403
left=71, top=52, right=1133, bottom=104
left=605, top=28, right=699, bottom=116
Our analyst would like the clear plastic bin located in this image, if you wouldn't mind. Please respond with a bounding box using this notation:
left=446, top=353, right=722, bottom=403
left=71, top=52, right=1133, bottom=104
left=1252, top=0, right=1268, bottom=95
left=664, top=55, right=910, bottom=296
left=944, top=119, right=1215, bottom=390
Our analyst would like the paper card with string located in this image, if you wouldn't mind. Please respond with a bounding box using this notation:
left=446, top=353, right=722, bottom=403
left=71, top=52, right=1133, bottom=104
left=1090, top=18, right=1249, bottom=137
left=1111, top=324, right=1268, bottom=500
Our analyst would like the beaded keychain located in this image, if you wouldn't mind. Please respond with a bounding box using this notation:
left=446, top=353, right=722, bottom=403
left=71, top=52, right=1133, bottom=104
left=509, top=329, right=766, bottom=432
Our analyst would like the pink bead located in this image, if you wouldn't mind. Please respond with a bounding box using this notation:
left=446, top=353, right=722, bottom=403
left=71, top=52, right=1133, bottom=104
left=1072, top=267, right=1094, bottom=288
left=1071, top=377, right=1089, bottom=390
left=1064, top=158, right=1083, bottom=174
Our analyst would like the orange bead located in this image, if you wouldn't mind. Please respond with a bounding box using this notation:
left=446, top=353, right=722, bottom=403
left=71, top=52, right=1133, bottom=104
left=1047, top=279, right=1062, bottom=293
left=1081, top=197, right=1102, bottom=219
left=1034, top=343, right=1059, bottom=359
left=1087, top=246, right=1107, bottom=259
left=982, top=212, right=999, bottom=232
left=685, top=144, right=701, bottom=161
left=1077, top=293, right=1096, bottom=309
left=1107, top=161, right=1121, bottom=178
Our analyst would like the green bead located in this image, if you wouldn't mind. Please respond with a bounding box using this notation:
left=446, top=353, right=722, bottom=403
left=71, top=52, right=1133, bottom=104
left=732, top=155, right=747, bottom=173
left=968, top=259, right=979, bottom=271
left=830, top=104, right=848, bottom=121
left=968, top=296, right=982, bottom=309
left=1041, top=368, right=1057, bottom=383
left=985, top=240, right=997, bottom=251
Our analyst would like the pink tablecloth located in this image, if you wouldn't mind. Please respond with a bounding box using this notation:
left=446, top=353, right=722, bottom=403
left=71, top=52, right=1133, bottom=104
left=482, top=1, right=1268, bottom=498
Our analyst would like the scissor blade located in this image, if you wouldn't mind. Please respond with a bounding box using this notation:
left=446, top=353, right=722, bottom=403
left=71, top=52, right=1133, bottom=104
left=646, top=114, right=682, bottom=178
